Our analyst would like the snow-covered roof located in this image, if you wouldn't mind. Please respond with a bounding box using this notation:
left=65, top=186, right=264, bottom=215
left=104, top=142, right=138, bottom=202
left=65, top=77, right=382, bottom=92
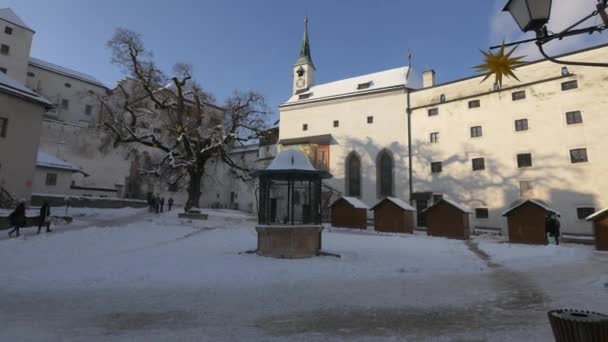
left=371, top=197, right=415, bottom=211
left=422, top=198, right=472, bottom=214
left=282, top=66, right=421, bottom=105
left=586, top=208, right=608, bottom=221
left=0, top=72, right=51, bottom=106
left=36, top=151, right=86, bottom=174
left=29, top=57, right=107, bottom=88
left=266, top=149, right=316, bottom=171
left=0, top=8, right=34, bottom=32
left=502, top=199, right=559, bottom=216
left=331, top=196, right=369, bottom=209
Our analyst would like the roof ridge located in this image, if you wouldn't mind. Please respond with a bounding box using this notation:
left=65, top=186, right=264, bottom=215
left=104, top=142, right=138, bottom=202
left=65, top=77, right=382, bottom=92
left=29, top=57, right=106, bottom=88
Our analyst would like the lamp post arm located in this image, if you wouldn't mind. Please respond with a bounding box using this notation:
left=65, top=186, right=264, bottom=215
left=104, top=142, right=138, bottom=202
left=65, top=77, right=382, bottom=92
left=536, top=40, right=608, bottom=67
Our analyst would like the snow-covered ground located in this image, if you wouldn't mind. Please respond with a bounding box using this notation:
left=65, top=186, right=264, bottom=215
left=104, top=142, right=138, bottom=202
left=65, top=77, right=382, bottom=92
left=1, top=208, right=607, bottom=341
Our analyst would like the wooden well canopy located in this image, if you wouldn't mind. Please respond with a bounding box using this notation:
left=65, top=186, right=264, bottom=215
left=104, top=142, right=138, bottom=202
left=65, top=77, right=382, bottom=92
left=502, top=198, right=559, bottom=245
left=371, top=197, right=416, bottom=233
left=251, top=149, right=332, bottom=226
left=329, top=196, right=369, bottom=229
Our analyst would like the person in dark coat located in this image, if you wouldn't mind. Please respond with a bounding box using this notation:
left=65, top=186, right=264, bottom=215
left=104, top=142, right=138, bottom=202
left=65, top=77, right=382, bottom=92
left=168, top=197, right=174, bottom=211
left=154, top=195, right=160, bottom=214
left=545, top=212, right=561, bottom=245
left=160, top=197, right=165, bottom=213
left=8, top=201, right=26, bottom=238
left=37, top=201, right=52, bottom=234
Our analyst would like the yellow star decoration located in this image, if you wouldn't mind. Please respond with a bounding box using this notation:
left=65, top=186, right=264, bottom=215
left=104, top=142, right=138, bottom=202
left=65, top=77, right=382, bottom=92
left=474, top=44, right=526, bottom=88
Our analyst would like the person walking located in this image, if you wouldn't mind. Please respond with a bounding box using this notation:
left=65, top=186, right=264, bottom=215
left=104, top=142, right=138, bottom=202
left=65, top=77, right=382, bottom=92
left=8, top=201, right=26, bottom=238
left=160, top=197, right=165, bottom=213
left=154, top=195, right=160, bottom=214
left=549, top=213, right=561, bottom=245
left=545, top=212, right=561, bottom=245
left=37, top=201, right=52, bottom=234
left=168, top=197, right=174, bottom=211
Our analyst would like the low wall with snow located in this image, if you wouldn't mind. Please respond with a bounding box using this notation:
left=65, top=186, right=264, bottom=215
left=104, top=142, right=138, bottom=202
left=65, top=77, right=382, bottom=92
left=30, top=194, right=147, bottom=209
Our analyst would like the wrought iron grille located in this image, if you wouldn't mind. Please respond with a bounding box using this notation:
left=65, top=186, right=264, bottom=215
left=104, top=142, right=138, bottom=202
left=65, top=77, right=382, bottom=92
left=258, top=175, right=322, bottom=225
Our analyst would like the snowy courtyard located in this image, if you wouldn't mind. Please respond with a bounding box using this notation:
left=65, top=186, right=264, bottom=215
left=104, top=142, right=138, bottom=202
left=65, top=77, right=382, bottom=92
left=1, top=208, right=607, bottom=341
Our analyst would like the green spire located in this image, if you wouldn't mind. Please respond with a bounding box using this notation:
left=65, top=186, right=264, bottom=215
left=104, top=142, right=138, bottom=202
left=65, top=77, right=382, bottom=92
left=295, top=16, right=315, bottom=69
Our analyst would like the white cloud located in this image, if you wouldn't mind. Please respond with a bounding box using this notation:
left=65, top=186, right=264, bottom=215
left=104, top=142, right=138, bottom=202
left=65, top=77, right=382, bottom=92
left=488, top=0, right=606, bottom=60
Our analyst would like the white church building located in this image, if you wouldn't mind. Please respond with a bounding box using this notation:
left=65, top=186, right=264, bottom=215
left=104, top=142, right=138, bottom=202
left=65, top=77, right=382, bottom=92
left=278, top=18, right=608, bottom=236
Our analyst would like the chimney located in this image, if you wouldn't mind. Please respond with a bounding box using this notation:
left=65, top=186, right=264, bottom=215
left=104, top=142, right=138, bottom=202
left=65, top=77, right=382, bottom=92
left=423, top=69, right=436, bottom=88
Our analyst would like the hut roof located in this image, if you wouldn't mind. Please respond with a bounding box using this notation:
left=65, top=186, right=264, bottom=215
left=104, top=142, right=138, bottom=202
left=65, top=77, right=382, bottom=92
left=371, top=197, right=415, bottom=211
left=586, top=207, right=608, bottom=221
left=501, top=199, right=559, bottom=216
left=422, top=198, right=472, bottom=214
left=330, top=196, right=369, bottom=209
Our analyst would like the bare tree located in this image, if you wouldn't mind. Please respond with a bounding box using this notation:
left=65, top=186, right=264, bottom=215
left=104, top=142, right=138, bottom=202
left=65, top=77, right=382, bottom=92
left=99, top=28, right=270, bottom=208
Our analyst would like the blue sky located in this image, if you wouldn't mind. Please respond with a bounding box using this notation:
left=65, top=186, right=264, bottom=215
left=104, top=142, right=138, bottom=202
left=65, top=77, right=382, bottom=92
left=3, top=0, right=602, bottom=119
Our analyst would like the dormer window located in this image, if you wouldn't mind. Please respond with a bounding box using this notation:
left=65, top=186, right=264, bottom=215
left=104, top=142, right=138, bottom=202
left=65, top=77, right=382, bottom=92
left=439, top=94, right=446, bottom=103
left=357, top=81, right=372, bottom=90
left=296, top=67, right=305, bottom=77
left=298, top=93, right=312, bottom=100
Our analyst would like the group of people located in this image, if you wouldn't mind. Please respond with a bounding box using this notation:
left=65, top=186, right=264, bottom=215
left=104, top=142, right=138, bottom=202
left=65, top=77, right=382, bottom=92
left=7, top=201, right=53, bottom=238
left=148, top=195, right=174, bottom=214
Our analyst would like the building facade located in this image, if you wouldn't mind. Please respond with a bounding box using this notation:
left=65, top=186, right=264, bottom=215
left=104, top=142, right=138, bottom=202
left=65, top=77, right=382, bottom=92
left=278, top=19, right=608, bottom=236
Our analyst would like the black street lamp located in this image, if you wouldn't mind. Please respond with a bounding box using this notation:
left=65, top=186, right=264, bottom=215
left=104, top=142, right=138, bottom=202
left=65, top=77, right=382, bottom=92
left=495, top=0, right=608, bottom=67
left=503, top=0, right=552, bottom=34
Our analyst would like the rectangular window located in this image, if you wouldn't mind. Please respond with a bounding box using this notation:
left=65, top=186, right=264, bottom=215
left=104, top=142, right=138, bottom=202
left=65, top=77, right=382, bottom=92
left=85, top=105, right=93, bottom=115
left=511, top=90, right=526, bottom=101
left=430, top=132, right=439, bottom=143
left=468, top=99, right=480, bottom=108
left=577, top=207, right=595, bottom=220
left=357, top=81, right=371, bottom=90
left=470, top=126, right=482, bottom=138
left=570, top=148, right=588, bottom=163
left=0, top=67, right=6, bottom=74
left=333, top=120, right=339, bottom=127
left=302, top=123, right=308, bottom=131
left=475, top=208, right=489, bottom=219
left=298, top=93, right=311, bottom=100
left=45, top=173, right=58, bottom=186
left=561, top=80, right=578, bottom=91
left=515, top=119, right=528, bottom=131
left=472, top=158, right=485, bottom=171
left=0, top=44, right=9, bottom=55
left=0, top=117, right=7, bottom=138
left=517, top=153, right=532, bottom=168
left=4, top=26, right=12, bottom=35
left=428, top=108, right=439, bottom=116
left=61, top=99, right=69, bottom=110
left=367, top=116, right=373, bottom=124
left=520, top=181, right=533, bottom=197
left=431, top=161, right=442, bottom=174
left=153, top=128, right=162, bottom=134
left=566, top=111, right=583, bottom=125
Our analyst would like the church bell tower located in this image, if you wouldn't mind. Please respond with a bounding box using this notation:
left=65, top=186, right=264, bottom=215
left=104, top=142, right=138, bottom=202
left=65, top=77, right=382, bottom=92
left=293, top=17, right=316, bottom=95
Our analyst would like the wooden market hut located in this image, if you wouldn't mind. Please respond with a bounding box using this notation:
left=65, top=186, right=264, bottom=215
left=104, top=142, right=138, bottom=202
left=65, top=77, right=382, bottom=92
left=329, top=196, right=369, bottom=229
left=371, top=197, right=416, bottom=233
left=502, top=199, right=558, bottom=245
left=586, top=208, right=608, bottom=251
left=423, top=198, right=471, bottom=240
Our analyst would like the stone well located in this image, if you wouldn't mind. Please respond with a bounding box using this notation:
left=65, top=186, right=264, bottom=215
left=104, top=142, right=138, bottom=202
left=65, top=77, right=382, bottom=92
left=251, top=149, right=332, bottom=258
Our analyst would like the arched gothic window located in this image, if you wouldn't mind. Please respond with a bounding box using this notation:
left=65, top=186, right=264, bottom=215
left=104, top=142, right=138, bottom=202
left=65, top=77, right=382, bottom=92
left=345, top=152, right=361, bottom=197
left=377, top=149, right=394, bottom=197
